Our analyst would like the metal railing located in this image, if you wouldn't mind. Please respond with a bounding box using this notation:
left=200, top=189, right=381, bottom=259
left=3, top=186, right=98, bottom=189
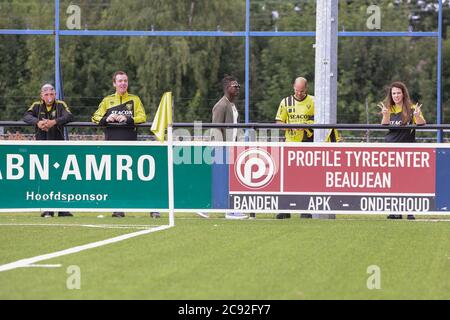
left=1, top=120, right=450, bottom=131
left=1, top=121, right=449, bottom=143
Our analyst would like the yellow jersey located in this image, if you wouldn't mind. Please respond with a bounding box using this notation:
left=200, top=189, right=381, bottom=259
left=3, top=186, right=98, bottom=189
left=275, top=94, right=314, bottom=142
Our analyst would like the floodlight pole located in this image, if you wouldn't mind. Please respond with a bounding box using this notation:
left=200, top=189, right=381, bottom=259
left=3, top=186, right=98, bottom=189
left=313, top=0, right=338, bottom=219
left=314, top=0, right=338, bottom=142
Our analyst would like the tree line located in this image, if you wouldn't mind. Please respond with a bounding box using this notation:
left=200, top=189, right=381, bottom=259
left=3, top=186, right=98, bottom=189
left=0, top=0, right=448, bottom=134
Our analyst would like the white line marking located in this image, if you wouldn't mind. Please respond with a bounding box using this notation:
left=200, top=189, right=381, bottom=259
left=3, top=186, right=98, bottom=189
left=0, top=223, right=159, bottom=230
left=0, top=209, right=166, bottom=213
left=83, top=224, right=153, bottom=230
left=0, top=225, right=172, bottom=273
left=25, top=264, right=62, bottom=268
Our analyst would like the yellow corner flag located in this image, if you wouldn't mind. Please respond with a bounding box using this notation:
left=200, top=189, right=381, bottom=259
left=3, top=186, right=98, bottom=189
left=151, top=92, right=173, bottom=142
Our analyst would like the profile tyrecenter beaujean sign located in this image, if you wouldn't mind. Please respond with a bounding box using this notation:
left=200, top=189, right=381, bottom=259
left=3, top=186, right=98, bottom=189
left=229, top=145, right=438, bottom=213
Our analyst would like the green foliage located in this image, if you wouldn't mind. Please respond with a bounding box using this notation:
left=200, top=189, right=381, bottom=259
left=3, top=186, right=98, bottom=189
left=0, top=0, right=448, bottom=132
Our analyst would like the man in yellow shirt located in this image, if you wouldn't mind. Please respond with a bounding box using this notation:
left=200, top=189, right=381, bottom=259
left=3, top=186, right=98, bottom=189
left=275, top=77, right=314, bottom=142
left=92, top=71, right=153, bottom=218
left=275, top=77, right=314, bottom=219
left=92, top=71, right=147, bottom=141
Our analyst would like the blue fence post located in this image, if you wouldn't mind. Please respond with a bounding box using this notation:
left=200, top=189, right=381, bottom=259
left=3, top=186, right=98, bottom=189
left=437, top=0, right=443, bottom=142
left=55, top=0, right=61, bottom=99
left=245, top=0, right=250, bottom=125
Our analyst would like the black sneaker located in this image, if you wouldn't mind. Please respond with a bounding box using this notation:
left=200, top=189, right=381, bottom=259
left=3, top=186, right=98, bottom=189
left=387, top=215, right=402, bottom=219
left=300, top=214, right=312, bottom=219
left=276, top=213, right=291, bottom=219
left=41, top=211, right=54, bottom=218
left=407, top=215, right=415, bottom=220
left=150, top=212, right=160, bottom=218
left=112, top=212, right=125, bottom=218
left=58, top=212, right=73, bottom=217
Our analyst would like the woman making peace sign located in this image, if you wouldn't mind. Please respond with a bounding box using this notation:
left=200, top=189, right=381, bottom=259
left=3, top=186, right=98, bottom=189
left=378, top=81, right=426, bottom=142
left=378, top=81, right=426, bottom=220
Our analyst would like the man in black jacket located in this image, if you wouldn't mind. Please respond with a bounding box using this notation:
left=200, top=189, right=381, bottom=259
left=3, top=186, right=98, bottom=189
left=23, top=83, right=74, bottom=217
left=24, top=84, right=73, bottom=140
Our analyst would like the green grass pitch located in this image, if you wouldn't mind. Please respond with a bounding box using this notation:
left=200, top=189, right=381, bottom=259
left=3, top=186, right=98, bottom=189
left=1, top=213, right=450, bottom=299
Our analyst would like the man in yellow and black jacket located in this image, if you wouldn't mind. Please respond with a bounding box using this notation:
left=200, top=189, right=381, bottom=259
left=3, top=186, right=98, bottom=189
left=92, top=71, right=147, bottom=141
left=23, top=83, right=74, bottom=218
left=275, top=77, right=340, bottom=220
left=275, top=77, right=315, bottom=142
left=24, top=83, right=74, bottom=140
left=92, top=71, right=151, bottom=218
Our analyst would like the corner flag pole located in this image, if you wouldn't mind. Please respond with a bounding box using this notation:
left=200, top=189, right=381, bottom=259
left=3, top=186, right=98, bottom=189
left=151, top=92, right=175, bottom=226
left=167, top=111, right=175, bottom=227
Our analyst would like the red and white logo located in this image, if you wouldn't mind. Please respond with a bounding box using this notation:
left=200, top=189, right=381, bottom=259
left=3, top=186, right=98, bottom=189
left=235, top=148, right=276, bottom=189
